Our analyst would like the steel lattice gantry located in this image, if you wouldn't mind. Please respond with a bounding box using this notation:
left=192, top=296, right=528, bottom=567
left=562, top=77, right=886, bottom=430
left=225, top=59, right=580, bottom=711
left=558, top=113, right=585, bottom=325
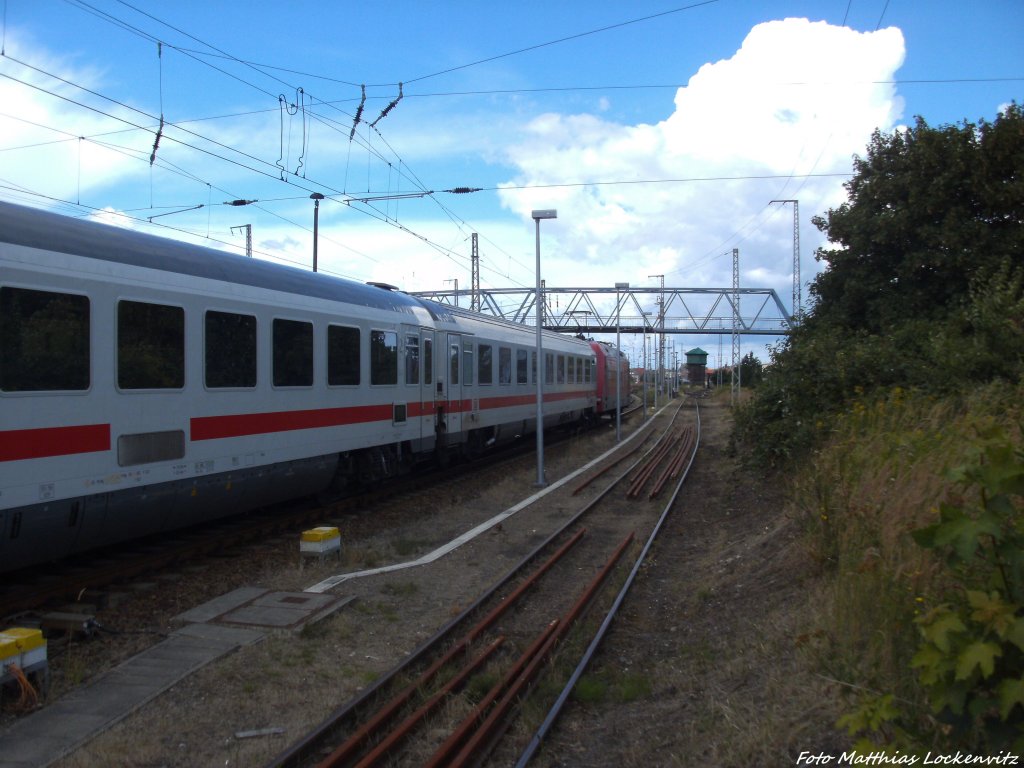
left=409, top=286, right=796, bottom=336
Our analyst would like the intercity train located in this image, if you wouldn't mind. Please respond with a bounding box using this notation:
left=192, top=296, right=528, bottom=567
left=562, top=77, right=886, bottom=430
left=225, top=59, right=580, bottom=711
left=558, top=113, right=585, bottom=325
left=0, top=201, right=629, bottom=572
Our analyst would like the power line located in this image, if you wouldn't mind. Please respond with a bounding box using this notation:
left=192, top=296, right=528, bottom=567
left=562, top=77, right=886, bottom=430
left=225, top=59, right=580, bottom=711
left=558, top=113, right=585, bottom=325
left=394, top=76, right=1024, bottom=100
left=404, top=0, right=720, bottom=84
left=486, top=172, right=850, bottom=193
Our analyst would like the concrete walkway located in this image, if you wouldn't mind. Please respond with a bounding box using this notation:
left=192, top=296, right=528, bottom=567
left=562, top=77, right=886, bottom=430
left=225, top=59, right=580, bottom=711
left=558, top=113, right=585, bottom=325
left=0, top=623, right=263, bottom=768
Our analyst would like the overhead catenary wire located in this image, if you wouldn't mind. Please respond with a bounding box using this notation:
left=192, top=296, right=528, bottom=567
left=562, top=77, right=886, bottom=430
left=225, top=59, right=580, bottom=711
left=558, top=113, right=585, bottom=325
left=0, top=49, right=433, bottom=225
left=0, top=54, right=848, bottom=288
left=10, top=0, right=1014, bottom=302
left=403, top=0, right=720, bottom=84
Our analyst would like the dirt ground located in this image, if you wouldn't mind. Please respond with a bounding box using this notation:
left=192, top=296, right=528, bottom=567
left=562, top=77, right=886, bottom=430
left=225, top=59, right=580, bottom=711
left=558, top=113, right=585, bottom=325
left=10, top=393, right=848, bottom=767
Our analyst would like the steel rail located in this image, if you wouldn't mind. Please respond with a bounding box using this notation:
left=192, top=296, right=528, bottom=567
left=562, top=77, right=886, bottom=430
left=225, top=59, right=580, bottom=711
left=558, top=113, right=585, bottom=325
left=622, top=403, right=690, bottom=499
left=515, top=400, right=702, bottom=766
left=268, top=400, right=695, bottom=768
left=350, top=636, right=505, bottom=768
left=445, top=532, right=636, bottom=768
left=423, top=620, right=561, bottom=768
left=649, top=426, right=696, bottom=499
left=312, top=528, right=588, bottom=767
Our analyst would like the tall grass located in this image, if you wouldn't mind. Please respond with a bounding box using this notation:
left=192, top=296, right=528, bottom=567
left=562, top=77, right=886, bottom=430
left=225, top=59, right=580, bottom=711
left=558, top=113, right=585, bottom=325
left=792, top=380, right=1024, bottom=736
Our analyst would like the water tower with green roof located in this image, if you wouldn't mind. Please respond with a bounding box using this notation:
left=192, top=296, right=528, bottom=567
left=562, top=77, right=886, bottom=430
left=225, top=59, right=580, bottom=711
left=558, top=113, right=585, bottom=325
left=686, top=347, right=708, bottom=387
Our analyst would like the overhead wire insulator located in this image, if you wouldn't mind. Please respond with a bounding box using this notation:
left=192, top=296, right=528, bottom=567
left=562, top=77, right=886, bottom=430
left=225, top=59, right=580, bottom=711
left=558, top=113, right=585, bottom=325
left=349, top=84, right=366, bottom=141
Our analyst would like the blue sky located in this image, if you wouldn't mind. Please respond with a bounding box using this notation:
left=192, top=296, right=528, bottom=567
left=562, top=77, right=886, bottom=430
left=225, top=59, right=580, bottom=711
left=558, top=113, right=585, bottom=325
left=1, top=1, right=1021, bottom=365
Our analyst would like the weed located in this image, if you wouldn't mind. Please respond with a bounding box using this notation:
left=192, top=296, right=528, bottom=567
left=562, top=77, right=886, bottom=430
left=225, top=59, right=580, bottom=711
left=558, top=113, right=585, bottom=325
left=615, top=671, right=652, bottom=702
left=571, top=673, right=609, bottom=704
left=797, top=381, right=1024, bottom=751
left=381, top=580, right=419, bottom=597
left=391, top=538, right=424, bottom=557
left=465, top=670, right=499, bottom=704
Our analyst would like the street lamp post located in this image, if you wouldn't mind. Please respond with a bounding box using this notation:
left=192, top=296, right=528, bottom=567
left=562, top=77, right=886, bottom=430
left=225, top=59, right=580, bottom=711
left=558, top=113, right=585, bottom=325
left=310, top=193, right=325, bottom=272
left=642, top=311, right=652, bottom=419
left=614, top=282, right=629, bottom=442
left=532, top=209, right=557, bottom=487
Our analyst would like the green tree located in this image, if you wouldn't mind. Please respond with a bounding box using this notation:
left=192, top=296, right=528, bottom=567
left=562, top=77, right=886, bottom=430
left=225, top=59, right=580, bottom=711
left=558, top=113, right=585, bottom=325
left=736, top=105, right=1024, bottom=466
left=739, top=352, right=763, bottom=387
left=810, top=105, right=1023, bottom=334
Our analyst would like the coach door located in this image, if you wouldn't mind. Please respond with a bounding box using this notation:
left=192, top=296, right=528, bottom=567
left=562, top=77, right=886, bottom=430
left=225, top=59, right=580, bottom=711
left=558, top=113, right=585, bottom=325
left=445, top=333, right=463, bottom=437
left=402, top=325, right=428, bottom=441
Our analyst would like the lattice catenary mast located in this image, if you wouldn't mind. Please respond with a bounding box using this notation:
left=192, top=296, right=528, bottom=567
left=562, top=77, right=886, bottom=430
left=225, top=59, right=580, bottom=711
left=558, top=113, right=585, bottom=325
left=470, top=232, right=480, bottom=312
left=770, top=199, right=801, bottom=320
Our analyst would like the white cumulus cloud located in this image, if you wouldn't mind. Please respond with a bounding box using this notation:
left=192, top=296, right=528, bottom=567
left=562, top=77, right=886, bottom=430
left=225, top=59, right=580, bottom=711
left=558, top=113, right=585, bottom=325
left=497, top=17, right=907, bottom=307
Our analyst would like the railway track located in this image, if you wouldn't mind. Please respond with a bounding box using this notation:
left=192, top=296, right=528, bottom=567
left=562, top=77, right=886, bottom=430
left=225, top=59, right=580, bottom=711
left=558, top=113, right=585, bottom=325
left=266, top=397, right=699, bottom=768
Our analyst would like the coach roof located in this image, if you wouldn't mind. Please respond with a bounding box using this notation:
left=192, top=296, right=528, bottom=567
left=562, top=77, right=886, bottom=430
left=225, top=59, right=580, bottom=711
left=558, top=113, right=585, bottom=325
left=0, top=200, right=445, bottom=318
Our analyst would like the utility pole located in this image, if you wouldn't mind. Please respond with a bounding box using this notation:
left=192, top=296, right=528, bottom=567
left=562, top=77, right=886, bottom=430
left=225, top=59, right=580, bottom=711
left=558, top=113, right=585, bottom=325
left=771, top=199, right=801, bottom=321
left=470, top=233, right=480, bottom=312
left=731, top=248, right=740, bottom=406
left=230, top=224, right=252, bottom=257
left=648, top=274, right=665, bottom=398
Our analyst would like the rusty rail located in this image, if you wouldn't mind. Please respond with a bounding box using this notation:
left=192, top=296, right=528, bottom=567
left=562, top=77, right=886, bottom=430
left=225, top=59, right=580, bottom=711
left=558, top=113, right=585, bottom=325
left=439, top=532, right=636, bottom=768
left=516, top=400, right=702, bottom=767
left=313, top=528, right=588, bottom=767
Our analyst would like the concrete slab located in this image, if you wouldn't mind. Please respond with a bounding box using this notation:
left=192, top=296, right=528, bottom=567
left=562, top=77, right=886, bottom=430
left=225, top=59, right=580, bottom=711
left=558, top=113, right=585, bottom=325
left=176, top=588, right=352, bottom=631
left=0, top=624, right=263, bottom=768
left=172, top=585, right=267, bottom=624
left=0, top=586, right=351, bottom=767
left=220, top=591, right=341, bottom=629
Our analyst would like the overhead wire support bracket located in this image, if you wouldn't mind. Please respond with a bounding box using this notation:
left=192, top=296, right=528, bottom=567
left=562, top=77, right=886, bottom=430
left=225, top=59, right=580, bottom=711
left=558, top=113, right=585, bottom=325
left=147, top=203, right=203, bottom=222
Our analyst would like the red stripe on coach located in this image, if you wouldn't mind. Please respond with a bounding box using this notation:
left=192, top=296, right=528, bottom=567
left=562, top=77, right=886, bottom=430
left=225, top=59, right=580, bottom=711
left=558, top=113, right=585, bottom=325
left=0, top=424, right=111, bottom=462
left=190, top=404, right=395, bottom=440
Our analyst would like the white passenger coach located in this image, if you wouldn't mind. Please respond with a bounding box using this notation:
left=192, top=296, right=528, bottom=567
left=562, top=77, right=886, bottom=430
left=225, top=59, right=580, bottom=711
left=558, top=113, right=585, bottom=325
left=0, top=201, right=611, bottom=572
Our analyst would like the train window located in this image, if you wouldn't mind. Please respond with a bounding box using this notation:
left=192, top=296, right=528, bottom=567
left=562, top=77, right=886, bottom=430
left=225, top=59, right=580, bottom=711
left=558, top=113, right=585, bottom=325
left=118, top=300, right=184, bottom=390
left=557, top=355, right=566, bottom=384
left=568, top=356, right=576, bottom=384
left=328, top=325, right=360, bottom=386
left=516, top=349, right=528, bottom=384
left=1, top=287, right=89, bottom=392
left=272, top=319, right=313, bottom=387
left=463, top=341, right=474, bottom=386
left=423, top=338, right=432, bottom=385
left=205, top=311, right=256, bottom=388
left=370, top=330, right=398, bottom=385
left=531, top=351, right=537, bottom=385
left=498, top=347, right=512, bottom=385
left=478, top=344, right=492, bottom=385
left=405, top=334, right=420, bottom=385
left=586, top=358, right=593, bottom=383
left=545, top=352, right=554, bottom=385
left=449, top=343, right=459, bottom=385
